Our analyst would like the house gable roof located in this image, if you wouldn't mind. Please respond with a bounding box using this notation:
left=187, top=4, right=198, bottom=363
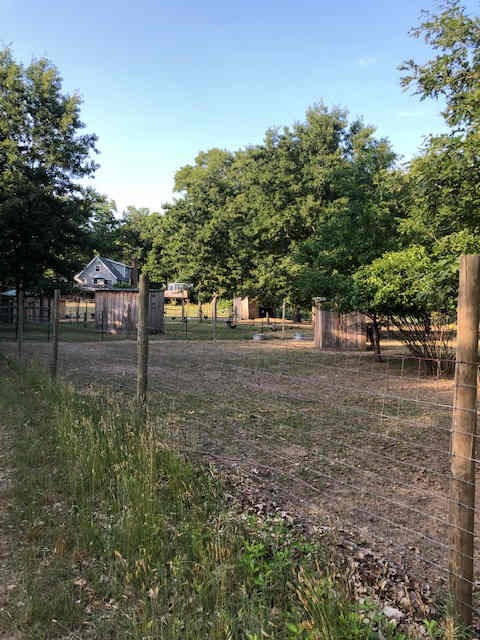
left=75, top=256, right=132, bottom=284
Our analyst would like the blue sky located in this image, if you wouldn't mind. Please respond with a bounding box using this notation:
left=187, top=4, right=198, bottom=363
left=3, top=0, right=479, bottom=213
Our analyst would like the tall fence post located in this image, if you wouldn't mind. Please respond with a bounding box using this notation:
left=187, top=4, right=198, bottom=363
left=17, top=285, right=24, bottom=359
left=449, top=254, right=480, bottom=627
left=313, top=297, right=326, bottom=348
left=212, top=293, right=217, bottom=341
left=50, top=289, right=60, bottom=379
left=136, top=273, right=149, bottom=405
left=281, top=300, right=286, bottom=338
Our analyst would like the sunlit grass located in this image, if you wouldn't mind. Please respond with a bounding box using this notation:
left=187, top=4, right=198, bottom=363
left=1, top=356, right=459, bottom=639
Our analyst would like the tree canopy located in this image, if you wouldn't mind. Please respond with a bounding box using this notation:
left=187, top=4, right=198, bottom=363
left=146, top=104, right=402, bottom=309
left=0, top=47, right=98, bottom=291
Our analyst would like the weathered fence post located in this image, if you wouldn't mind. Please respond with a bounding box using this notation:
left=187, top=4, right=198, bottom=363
left=449, top=254, right=480, bottom=627
left=17, top=285, right=24, bottom=359
left=281, top=300, right=286, bottom=338
left=199, top=300, right=203, bottom=322
left=313, top=297, right=326, bottom=348
left=212, top=293, right=218, bottom=341
left=181, top=298, right=185, bottom=322
left=50, top=289, right=60, bottom=379
left=136, top=273, right=149, bottom=404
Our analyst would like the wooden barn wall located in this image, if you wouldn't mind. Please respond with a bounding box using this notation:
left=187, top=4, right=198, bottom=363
left=95, top=290, right=164, bottom=334
left=233, top=296, right=258, bottom=320
left=314, top=309, right=366, bottom=350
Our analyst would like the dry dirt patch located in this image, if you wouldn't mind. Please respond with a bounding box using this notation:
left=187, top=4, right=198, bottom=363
left=0, top=340, right=460, bottom=593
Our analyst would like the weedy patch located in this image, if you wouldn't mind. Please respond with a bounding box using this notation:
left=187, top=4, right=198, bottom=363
left=0, top=356, right=444, bottom=639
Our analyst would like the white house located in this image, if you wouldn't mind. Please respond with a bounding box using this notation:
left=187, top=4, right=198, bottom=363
left=74, top=256, right=133, bottom=290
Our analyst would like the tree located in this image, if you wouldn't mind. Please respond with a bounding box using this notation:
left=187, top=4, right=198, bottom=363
left=365, top=1, right=480, bottom=360
left=150, top=148, right=245, bottom=299
left=400, top=0, right=480, bottom=135
left=0, top=48, right=98, bottom=292
left=83, top=191, right=120, bottom=260
left=116, top=206, right=164, bottom=284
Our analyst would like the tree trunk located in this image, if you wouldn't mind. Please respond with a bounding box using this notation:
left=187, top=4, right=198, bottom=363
left=372, top=314, right=382, bottom=361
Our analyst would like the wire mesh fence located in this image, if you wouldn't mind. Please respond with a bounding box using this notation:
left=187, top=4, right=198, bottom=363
left=5, top=280, right=480, bottom=626
left=4, top=333, right=477, bottom=621
left=0, top=296, right=312, bottom=343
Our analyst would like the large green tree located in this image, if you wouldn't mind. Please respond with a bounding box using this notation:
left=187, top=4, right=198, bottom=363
left=352, top=1, right=480, bottom=359
left=0, top=48, right=98, bottom=292
left=153, top=105, right=401, bottom=312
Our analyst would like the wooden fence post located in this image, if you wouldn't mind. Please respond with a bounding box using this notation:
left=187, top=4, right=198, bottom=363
left=212, top=293, right=218, bottom=341
left=281, top=300, right=286, bottom=337
left=136, top=274, right=149, bottom=404
left=449, top=254, right=480, bottom=627
left=313, top=297, right=326, bottom=348
left=50, top=289, right=60, bottom=379
left=17, top=285, right=24, bottom=359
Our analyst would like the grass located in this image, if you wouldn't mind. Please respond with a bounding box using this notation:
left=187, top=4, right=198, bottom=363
left=0, top=318, right=312, bottom=343
left=1, top=356, right=420, bottom=639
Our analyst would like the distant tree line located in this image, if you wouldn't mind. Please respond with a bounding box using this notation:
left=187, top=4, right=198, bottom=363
left=1, top=1, right=479, bottom=358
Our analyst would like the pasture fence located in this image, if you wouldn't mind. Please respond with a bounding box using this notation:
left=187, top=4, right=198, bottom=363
left=150, top=341, right=478, bottom=628
left=5, top=257, right=480, bottom=627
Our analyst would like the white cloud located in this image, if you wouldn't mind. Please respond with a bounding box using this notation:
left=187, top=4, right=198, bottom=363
left=358, top=56, right=376, bottom=65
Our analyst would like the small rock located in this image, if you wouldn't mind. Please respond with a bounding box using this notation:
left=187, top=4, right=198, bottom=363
left=383, top=605, right=404, bottom=621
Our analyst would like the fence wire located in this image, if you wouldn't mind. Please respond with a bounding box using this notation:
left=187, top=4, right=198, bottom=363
left=2, top=327, right=479, bottom=621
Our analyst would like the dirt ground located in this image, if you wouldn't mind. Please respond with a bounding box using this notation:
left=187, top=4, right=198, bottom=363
left=0, top=338, right=472, bottom=612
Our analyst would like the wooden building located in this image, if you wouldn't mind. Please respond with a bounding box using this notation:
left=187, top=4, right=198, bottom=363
left=233, top=296, right=259, bottom=321
left=95, top=289, right=164, bottom=334
left=313, top=299, right=366, bottom=349
left=164, top=282, right=192, bottom=301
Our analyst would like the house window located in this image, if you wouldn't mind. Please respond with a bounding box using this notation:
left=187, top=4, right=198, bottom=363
left=95, top=264, right=100, bottom=271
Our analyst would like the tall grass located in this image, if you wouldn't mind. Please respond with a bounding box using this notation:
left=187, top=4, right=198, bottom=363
left=3, top=357, right=446, bottom=639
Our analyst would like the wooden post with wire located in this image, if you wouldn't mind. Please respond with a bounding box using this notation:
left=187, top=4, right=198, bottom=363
left=313, top=297, right=327, bottom=348
left=449, top=254, right=480, bottom=627
left=17, top=285, right=24, bottom=360
left=136, top=273, right=149, bottom=405
left=50, top=289, right=60, bottom=379
left=212, top=293, right=218, bottom=341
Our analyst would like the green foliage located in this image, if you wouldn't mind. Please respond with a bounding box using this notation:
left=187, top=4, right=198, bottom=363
left=400, top=0, right=480, bottom=134
left=83, top=191, right=121, bottom=259
left=116, top=205, right=164, bottom=281
left=0, top=47, right=98, bottom=290
left=5, top=360, right=410, bottom=639
left=149, top=105, right=402, bottom=308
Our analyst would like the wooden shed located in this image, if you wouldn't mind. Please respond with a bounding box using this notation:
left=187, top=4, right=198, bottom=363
left=233, top=296, right=259, bottom=321
left=95, top=289, right=164, bottom=334
left=313, top=300, right=366, bottom=350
